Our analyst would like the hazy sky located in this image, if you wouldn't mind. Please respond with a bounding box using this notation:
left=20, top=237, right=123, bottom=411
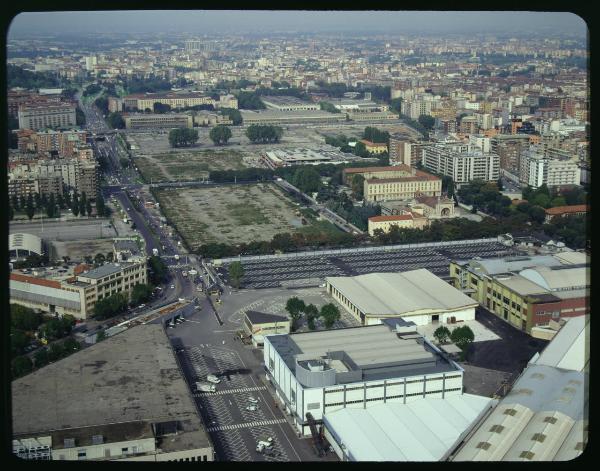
left=8, top=10, right=587, bottom=37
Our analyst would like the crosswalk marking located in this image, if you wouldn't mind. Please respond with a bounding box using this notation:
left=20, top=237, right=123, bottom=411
left=194, top=385, right=267, bottom=397
left=206, top=418, right=287, bottom=433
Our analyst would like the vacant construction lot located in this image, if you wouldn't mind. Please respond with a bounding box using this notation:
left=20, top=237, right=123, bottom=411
left=133, top=149, right=250, bottom=183
left=154, top=183, right=311, bottom=249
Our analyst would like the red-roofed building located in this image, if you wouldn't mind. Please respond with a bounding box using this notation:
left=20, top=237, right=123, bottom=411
left=544, top=205, right=588, bottom=223
left=360, top=140, right=388, bottom=155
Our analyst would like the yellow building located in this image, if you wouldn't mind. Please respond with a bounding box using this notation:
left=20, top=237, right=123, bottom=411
left=364, top=173, right=442, bottom=202
left=343, top=165, right=414, bottom=184
left=368, top=213, right=428, bottom=236
left=360, top=139, right=388, bottom=154
left=243, top=311, right=290, bottom=347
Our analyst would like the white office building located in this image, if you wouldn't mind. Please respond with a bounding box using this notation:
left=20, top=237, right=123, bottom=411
left=519, top=151, right=581, bottom=189
left=263, top=320, right=465, bottom=436
left=423, top=144, right=500, bottom=184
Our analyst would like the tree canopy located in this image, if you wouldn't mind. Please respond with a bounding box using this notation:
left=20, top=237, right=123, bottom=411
left=209, top=125, right=232, bottom=145
left=228, top=262, right=245, bottom=288
left=245, top=125, right=283, bottom=144
left=168, top=128, right=199, bottom=148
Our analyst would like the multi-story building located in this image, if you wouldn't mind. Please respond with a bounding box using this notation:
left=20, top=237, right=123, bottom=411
left=422, top=144, right=499, bottom=185
left=519, top=151, right=581, bottom=189
left=17, top=129, right=87, bottom=157
left=544, top=205, right=588, bottom=223
left=123, top=113, right=194, bottom=129
left=491, top=134, right=530, bottom=177
left=449, top=253, right=589, bottom=334
left=9, top=257, right=147, bottom=320
left=388, top=137, right=434, bottom=167
left=122, top=93, right=215, bottom=112
left=18, top=102, right=77, bottom=131
left=264, top=321, right=465, bottom=436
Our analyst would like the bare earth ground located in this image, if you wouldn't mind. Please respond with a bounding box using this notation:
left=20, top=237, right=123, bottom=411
left=153, top=183, right=308, bottom=249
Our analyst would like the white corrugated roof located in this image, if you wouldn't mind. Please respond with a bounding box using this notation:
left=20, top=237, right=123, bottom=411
left=324, top=394, right=493, bottom=461
left=326, top=269, right=478, bottom=317
left=519, top=266, right=589, bottom=291
left=534, top=316, right=588, bottom=372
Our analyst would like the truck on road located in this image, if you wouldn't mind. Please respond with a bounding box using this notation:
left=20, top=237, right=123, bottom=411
left=196, top=382, right=216, bottom=393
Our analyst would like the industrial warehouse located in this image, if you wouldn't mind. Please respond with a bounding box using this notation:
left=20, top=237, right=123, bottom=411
left=263, top=320, right=465, bottom=436
left=326, top=269, right=479, bottom=326
left=12, top=325, right=214, bottom=462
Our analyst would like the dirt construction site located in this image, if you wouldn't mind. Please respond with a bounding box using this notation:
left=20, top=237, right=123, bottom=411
left=153, top=183, right=310, bottom=249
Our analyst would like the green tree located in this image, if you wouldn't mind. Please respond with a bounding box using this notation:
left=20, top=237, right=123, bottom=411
left=450, top=325, right=475, bottom=353
left=319, top=101, right=341, bottom=113
left=148, top=255, right=169, bottom=285
left=418, top=114, right=435, bottom=130
left=34, top=348, right=49, bottom=368
left=390, top=97, right=403, bottom=114
left=79, top=198, right=87, bottom=218
left=11, top=330, right=30, bottom=357
left=107, top=112, right=125, bottom=129
left=228, top=262, right=245, bottom=289
left=9, top=205, right=14, bottom=220
left=26, top=194, right=35, bottom=220
left=496, top=178, right=504, bottom=191
left=351, top=174, right=365, bottom=200
left=209, top=125, right=233, bottom=145
left=131, top=283, right=153, bottom=306
left=11, top=304, right=42, bottom=331
left=11, top=356, right=33, bottom=378
left=11, top=194, right=20, bottom=211
left=48, top=342, right=66, bottom=362
left=219, top=108, right=243, bottom=125
left=353, top=141, right=369, bottom=157
left=96, top=331, right=107, bottom=342
left=433, top=326, right=451, bottom=344
left=285, top=297, right=306, bottom=326
left=93, top=253, right=106, bottom=265
left=319, top=303, right=340, bottom=328
left=63, top=337, right=81, bottom=352
left=292, top=167, right=321, bottom=193
left=95, top=195, right=107, bottom=217
left=93, top=292, right=128, bottom=320
left=120, top=157, right=130, bottom=168
left=86, top=199, right=93, bottom=217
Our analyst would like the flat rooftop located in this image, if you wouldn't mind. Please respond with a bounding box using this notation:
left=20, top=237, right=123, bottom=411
left=268, top=322, right=461, bottom=384
left=12, top=324, right=210, bottom=451
left=78, top=262, right=134, bottom=279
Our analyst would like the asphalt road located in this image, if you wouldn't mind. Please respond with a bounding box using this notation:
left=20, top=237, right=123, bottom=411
left=165, top=298, right=329, bottom=462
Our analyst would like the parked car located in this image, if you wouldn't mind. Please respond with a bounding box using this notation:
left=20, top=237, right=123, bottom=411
left=246, top=405, right=258, bottom=412
left=247, top=397, right=259, bottom=404
left=206, top=374, right=221, bottom=384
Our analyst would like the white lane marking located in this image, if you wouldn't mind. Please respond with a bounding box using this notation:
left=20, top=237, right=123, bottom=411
left=206, top=418, right=287, bottom=432
left=193, top=385, right=267, bottom=397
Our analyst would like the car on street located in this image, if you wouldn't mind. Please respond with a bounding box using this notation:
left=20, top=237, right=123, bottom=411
left=170, top=285, right=175, bottom=289
left=247, top=397, right=259, bottom=404
left=246, top=405, right=258, bottom=412
left=206, top=374, right=221, bottom=384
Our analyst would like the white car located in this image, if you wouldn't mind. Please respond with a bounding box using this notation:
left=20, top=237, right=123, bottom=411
left=170, top=285, right=175, bottom=289
left=206, top=374, right=221, bottom=384
left=247, top=397, right=259, bottom=404
left=246, top=405, right=258, bottom=412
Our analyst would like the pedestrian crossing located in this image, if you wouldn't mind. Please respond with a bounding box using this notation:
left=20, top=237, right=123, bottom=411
left=194, top=385, right=267, bottom=397
left=206, top=418, right=287, bottom=433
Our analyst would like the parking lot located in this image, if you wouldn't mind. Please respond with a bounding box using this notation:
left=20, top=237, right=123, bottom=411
left=219, top=241, right=522, bottom=289
left=166, top=305, right=331, bottom=462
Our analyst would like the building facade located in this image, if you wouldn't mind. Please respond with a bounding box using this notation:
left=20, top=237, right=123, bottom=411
left=422, top=145, right=500, bottom=185
left=367, top=213, right=428, bottom=236
left=18, top=103, right=77, bottom=131
left=124, top=113, right=194, bottom=129
left=264, top=323, right=465, bottom=436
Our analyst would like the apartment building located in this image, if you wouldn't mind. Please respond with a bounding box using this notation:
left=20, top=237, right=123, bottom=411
left=491, top=134, right=530, bottom=176
left=364, top=173, right=442, bottom=202
left=17, top=129, right=87, bottom=157
left=422, top=144, right=499, bottom=185
left=360, top=140, right=388, bottom=154
left=18, top=102, right=77, bottom=131
left=519, top=151, right=581, bottom=189
left=388, top=136, right=434, bottom=167
left=123, top=113, right=194, bottom=129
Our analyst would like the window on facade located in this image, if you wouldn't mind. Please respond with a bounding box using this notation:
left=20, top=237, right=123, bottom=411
left=77, top=450, right=87, bottom=458
left=489, top=425, right=505, bottom=433
left=476, top=442, right=491, bottom=450
left=520, top=451, right=535, bottom=460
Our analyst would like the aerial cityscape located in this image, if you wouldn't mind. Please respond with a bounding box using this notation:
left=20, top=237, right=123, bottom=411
left=7, top=10, right=589, bottom=462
